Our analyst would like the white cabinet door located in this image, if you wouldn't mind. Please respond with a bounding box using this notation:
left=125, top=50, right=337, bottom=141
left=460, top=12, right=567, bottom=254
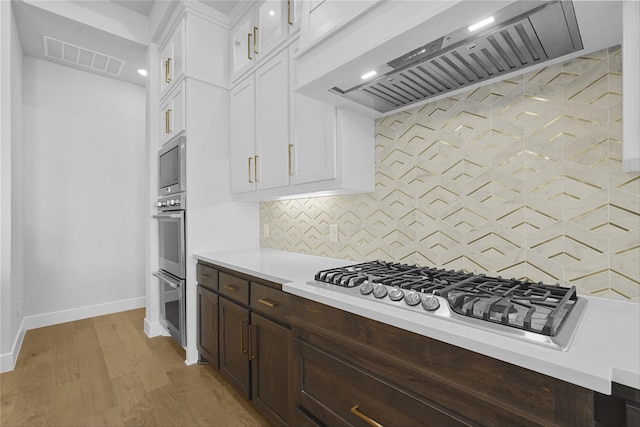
left=256, top=1, right=288, bottom=58
left=231, top=16, right=255, bottom=82
left=255, top=48, right=290, bottom=191
left=299, top=0, right=379, bottom=51
left=160, top=82, right=186, bottom=146
left=230, top=76, right=257, bottom=194
left=160, top=19, right=185, bottom=98
left=291, top=94, right=337, bottom=185
left=288, top=0, right=303, bottom=32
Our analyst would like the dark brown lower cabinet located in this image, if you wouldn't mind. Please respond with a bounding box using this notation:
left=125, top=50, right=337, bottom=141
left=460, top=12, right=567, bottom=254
left=292, top=338, right=474, bottom=427
left=219, top=296, right=250, bottom=399
left=198, top=262, right=292, bottom=426
left=199, top=261, right=635, bottom=427
left=250, top=313, right=290, bottom=427
left=197, top=285, right=218, bottom=367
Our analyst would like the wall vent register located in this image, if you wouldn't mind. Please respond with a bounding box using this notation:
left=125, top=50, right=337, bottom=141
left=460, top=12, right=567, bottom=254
left=330, top=0, right=583, bottom=113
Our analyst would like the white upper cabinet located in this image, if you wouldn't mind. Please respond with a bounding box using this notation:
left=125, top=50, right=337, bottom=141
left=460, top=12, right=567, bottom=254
left=230, top=48, right=290, bottom=195
left=160, top=14, right=229, bottom=100
left=290, top=93, right=337, bottom=186
left=231, top=15, right=254, bottom=83
left=159, top=19, right=185, bottom=98
left=231, top=0, right=302, bottom=83
left=230, top=38, right=374, bottom=201
left=255, top=49, right=290, bottom=191
left=297, top=0, right=379, bottom=54
left=256, top=1, right=288, bottom=58
left=160, top=81, right=186, bottom=146
left=230, top=77, right=256, bottom=194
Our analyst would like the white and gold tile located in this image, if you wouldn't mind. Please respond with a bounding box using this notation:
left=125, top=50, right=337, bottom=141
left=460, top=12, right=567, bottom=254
left=260, top=46, right=640, bottom=303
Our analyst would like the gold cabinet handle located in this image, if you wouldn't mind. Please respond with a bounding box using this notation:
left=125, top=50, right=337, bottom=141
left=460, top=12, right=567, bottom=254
left=224, top=284, right=238, bottom=292
left=249, top=324, right=257, bottom=360
left=241, top=319, right=248, bottom=355
left=254, top=155, right=259, bottom=182
left=288, top=144, right=293, bottom=176
left=258, top=298, right=278, bottom=308
left=165, top=57, right=171, bottom=83
left=288, top=0, right=292, bottom=25
left=248, top=157, right=253, bottom=183
left=247, top=33, right=252, bottom=60
left=350, top=406, right=383, bottom=427
left=253, top=26, right=258, bottom=54
left=165, top=109, right=172, bottom=133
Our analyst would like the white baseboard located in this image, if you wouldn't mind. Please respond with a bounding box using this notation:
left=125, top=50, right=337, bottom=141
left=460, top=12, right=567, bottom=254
left=23, top=296, right=145, bottom=331
left=0, top=317, right=26, bottom=373
left=0, top=296, right=147, bottom=373
left=144, top=318, right=170, bottom=338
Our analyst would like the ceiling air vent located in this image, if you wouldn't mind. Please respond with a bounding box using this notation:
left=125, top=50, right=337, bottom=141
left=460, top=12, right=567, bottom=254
left=43, top=36, right=125, bottom=76
left=330, top=0, right=583, bottom=113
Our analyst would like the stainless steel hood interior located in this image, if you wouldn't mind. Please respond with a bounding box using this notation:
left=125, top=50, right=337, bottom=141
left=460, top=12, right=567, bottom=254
left=330, top=1, right=582, bottom=113
left=293, top=1, right=623, bottom=117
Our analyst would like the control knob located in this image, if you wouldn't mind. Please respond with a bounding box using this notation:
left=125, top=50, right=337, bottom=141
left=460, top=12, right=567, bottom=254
left=404, top=291, right=421, bottom=306
left=388, top=287, right=404, bottom=301
left=359, top=281, right=374, bottom=295
left=422, top=295, right=440, bottom=311
left=372, top=284, right=388, bottom=299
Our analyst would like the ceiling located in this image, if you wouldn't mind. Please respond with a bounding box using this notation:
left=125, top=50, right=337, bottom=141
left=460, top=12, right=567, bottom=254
left=12, top=0, right=243, bottom=87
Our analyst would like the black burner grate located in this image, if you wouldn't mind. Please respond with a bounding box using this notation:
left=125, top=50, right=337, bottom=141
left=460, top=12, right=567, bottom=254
left=313, top=261, right=579, bottom=337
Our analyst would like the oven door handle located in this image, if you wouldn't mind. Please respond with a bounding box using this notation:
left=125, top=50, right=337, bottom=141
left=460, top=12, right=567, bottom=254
left=153, top=271, right=181, bottom=289
left=152, top=213, right=182, bottom=219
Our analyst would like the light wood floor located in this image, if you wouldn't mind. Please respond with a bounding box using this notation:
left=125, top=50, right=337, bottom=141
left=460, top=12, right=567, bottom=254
left=0, top=309, right=271, bottom=427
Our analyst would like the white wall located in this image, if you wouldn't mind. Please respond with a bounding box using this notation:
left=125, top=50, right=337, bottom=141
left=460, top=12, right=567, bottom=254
left=0, top=0, right=25, bottom=373
left=22, top=57, right=146, bottom=322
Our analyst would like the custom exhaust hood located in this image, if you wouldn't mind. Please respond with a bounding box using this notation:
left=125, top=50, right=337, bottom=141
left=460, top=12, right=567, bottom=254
left=295, top=0, right=623, bottom=117
left=331, top=1, right=581, bottom=113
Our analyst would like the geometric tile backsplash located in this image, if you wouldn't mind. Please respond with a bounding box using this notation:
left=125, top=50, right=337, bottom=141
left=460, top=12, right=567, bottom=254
left=261, top=46, right=640, bottom=302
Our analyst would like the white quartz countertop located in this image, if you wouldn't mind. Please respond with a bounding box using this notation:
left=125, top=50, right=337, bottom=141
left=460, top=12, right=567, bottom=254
left=194, top=248, right=640, bottom=395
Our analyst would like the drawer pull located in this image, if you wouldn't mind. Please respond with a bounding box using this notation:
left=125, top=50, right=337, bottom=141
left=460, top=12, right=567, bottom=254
left=224, top=284, right=238, bottom=292
left=200, top=274, right=210, bottom=280
left=350, top=405, right=383, bottom=427
left=258, top=298, right=278, bottom=308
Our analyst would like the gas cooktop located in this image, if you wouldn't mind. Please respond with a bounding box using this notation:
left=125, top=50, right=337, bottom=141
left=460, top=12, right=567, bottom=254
left=307, top=261, right=588, bottom=350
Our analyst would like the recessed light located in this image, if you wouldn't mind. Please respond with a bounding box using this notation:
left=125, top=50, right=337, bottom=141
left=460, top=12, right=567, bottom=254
left=269, top=10, right=275, bottom=16
left=360, top=70, right=377, bottom=80
left=468, top=16, right=495, bottom=32
left=137, top=69, right=148, bottom=77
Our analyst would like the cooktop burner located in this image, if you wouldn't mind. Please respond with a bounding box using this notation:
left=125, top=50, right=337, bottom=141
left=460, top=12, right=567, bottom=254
left=309, top=261, right=587, bottom=350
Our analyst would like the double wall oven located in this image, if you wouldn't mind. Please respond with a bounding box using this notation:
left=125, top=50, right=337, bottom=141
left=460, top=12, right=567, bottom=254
left=153, top=136, right=186, bottom=346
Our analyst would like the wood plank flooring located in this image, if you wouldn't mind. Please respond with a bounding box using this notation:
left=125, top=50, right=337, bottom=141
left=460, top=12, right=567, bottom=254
left=0, top=309, right=271, bottom=426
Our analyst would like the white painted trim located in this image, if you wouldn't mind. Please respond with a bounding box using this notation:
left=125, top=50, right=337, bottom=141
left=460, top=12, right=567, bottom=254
left=23, top=296, right=145, bottom=331
left=143, top=317, right=170, bottom=338
left=0, top=317, right=26, bottom=373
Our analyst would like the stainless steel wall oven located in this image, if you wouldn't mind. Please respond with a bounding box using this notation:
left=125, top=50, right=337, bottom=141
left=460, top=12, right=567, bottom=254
left=154, top=136, right=187, bottom=347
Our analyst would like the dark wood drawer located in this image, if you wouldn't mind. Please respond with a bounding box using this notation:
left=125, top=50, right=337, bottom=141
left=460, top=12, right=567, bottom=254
left=219, top=272, right=249, bottom=305
left=250, top=283, right=292, bottom=324
left=294, top=338, right=473, bottom=427
left=197, top=263, right=218, bottom=291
